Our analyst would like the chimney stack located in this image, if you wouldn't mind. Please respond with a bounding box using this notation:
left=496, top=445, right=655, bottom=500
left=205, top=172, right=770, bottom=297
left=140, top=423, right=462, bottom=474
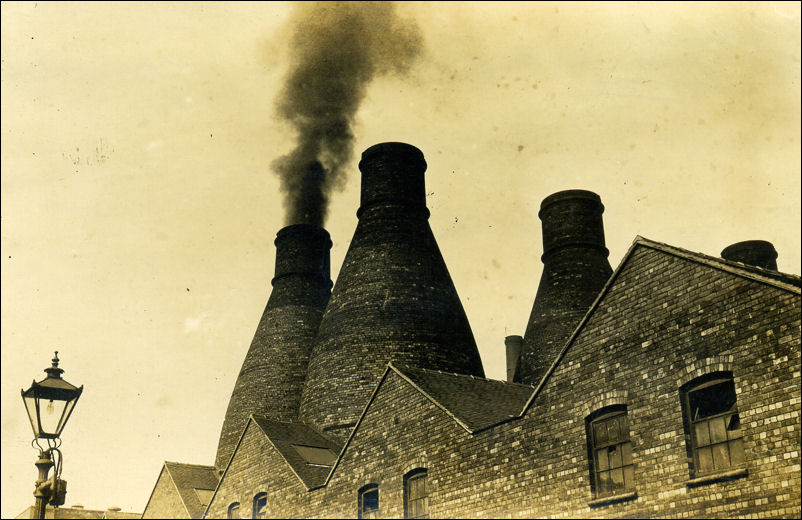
left=299, top=143, right=485, bottom=441
left=505, top=335, right=523, bottom=383
left=517, top=190, right=613, bottom=386
left=721, top=240, right=778, bottom=271
left=215, top=224, right=332, bottom=470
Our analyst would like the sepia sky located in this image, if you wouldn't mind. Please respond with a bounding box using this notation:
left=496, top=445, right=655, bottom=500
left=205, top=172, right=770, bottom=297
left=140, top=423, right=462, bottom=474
left=1, top=1, right=800, bottom=516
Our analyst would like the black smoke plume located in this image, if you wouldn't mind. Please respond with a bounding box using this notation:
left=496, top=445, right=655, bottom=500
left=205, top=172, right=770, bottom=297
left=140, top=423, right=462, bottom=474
left=273, top=2, right=422, bottom=226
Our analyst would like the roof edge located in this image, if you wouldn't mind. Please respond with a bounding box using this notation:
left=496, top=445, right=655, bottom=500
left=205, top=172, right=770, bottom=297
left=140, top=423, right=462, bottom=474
left=141, top=464, right=170, bottom=519
left=163, top=461, right=193, bottom=519
left=250, top=415, right=323, bottom=492
left=322, top=365, right=395, bottom=488
left=388, top=363, right=475, bottom=434
left=521, top=234, right=802, bottom=416
left=204, top=418, right=252, bottom=518
left=522, top=238, right=642, bottom=414
left=633, top=236, right=800, bottom=293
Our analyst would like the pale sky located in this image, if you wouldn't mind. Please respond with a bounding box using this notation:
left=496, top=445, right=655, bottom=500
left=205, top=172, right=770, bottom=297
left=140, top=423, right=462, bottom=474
left=2, top=2, right=800, bottom=516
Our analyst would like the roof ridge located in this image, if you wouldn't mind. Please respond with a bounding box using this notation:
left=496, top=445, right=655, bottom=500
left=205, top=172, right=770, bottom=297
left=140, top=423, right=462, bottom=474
left=392, top=363, right=536, bottom=389
left=163, top=461, right=216, bottom=469
left=250, top=415, right=302, bottom=426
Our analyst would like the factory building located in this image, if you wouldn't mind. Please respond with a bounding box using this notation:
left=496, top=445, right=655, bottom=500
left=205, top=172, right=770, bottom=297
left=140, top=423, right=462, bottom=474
left=143, top=143, right=801, bottom=519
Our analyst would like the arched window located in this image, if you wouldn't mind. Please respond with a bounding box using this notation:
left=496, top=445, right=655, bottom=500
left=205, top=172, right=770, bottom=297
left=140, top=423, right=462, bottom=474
left=680, top=372, right=745, bottom=477
left=586, top=405, right=634, bottom=498
left=252, top=492, right=267, bottom=519
left=404, top=469, right=429, bottom=519
left=226, top=502, right=240, bottom=519
left=358, top=484, right=379, bottom=519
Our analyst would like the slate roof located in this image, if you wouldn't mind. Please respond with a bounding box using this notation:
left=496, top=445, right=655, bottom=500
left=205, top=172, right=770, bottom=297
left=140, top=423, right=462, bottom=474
left=390, top=364, right=536, bottom=433
left=163, top=462, right=220, bottom=519
left=251, top=415, right=343, bottom=490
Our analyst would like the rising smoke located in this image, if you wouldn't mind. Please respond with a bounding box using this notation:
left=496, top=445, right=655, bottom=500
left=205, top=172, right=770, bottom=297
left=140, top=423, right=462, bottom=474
left=273, top=2, right=422, bottom=226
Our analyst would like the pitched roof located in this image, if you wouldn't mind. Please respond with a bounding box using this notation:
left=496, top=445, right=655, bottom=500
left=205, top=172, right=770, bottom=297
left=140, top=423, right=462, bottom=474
left=521, top=235, right=801, bottom=413
left=163, top=461, right=220, bottom=519
left=390, top=364, right=535, bottom=433
left=251, top=416, right=343, bottom=490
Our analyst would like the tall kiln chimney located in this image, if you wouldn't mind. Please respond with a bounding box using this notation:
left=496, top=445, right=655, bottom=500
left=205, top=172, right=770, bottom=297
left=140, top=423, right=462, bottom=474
left=215, top=224, right=332, bottom=470
left=517, top=190, right=612, bottom=386
left=298, top=142, right=485, bottom=441
left=721, top=240, right=778, bottom=271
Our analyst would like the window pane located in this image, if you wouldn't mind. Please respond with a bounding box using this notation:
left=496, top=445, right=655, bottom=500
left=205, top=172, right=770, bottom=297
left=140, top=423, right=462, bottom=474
left=607, top=419, right=620, bottom=442
left=710, top=417, right=727, bottom=443
left=698, top=446, right=713, bottom=473
left=730, top=438, right=745, bottom=466
left=622, top=442, right=633, bottom=466
left=727, top=413, right=742, bottom=439
left=598, top=470, right=611, bottom=495
left=690, top=380, right=736, bottom=420
left=610, top=468, right=624, bottom=492
left=712, top=442, right=730, bottom=470
left=363, top=489, right=378, bottom=512
left=608, top=445, right=622, bottom=469
left=620, top=415, right=630, bottom=435
left=421, top=496, right=428, bottom=515
left=623, top=465, right=635, bottom=489
left=694, top=421, right=711, bottom=446
left=594, top=422, right=608, bottom=444
left=596, top=448, right=609, bottom=471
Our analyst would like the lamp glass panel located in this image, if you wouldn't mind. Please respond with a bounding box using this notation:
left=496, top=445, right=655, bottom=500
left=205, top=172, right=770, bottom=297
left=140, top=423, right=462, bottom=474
left=39, top=396, right=69, bottom=437
left=23, top=394, right=41, bottom=437
left=55, top=397, right=78, bottom=436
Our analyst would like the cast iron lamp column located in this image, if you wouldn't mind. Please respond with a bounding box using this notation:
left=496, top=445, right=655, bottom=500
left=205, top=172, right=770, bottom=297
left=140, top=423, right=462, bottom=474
left=21, top=352, right=83, bottom=519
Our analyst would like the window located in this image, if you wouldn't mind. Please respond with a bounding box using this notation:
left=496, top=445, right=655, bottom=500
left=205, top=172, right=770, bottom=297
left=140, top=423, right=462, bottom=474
left=587, top=406, right=634, bottom=498
left=358, top=484, right=379, bottom=519
left=252, top=492, right=267, bottom=519
left=227, top=502, right=240, bottom=519
left=291, top=444, right=337, bottom=467
left=681, top=373, right=744, bottom=476
left=193, top=488, right=214, bottom=509
left=404, top=469, right=429, bottom=519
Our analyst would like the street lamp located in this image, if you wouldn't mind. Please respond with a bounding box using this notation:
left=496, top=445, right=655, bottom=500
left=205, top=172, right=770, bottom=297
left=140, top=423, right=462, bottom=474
left=21, top=352, right=83, bottom=519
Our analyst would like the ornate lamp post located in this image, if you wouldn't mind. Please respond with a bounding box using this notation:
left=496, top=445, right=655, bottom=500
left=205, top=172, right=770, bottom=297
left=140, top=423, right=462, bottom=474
left=21, top=352, right=83, bottom=519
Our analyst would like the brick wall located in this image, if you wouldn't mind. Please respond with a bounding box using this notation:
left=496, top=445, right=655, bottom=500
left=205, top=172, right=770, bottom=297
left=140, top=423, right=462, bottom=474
left=509, top=246, right=801, bottom=518
left=205, top=244, right=800, bottom=518
left=143, top=467, right=188, bottom=519
left=207, top=421, right=310, bottom=518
